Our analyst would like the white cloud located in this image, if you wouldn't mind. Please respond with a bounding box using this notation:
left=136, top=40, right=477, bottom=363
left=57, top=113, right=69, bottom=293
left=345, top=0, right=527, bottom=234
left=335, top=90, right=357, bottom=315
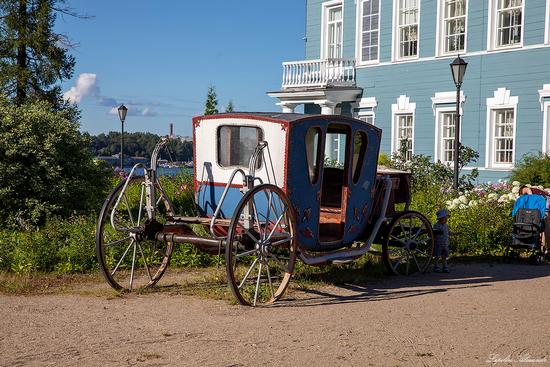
left=63, top=73, right=99, bottom=104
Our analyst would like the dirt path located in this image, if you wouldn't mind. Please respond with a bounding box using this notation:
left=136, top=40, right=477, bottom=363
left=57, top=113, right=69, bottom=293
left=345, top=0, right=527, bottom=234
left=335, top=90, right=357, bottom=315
left=2, top=262, right=550, bottom=367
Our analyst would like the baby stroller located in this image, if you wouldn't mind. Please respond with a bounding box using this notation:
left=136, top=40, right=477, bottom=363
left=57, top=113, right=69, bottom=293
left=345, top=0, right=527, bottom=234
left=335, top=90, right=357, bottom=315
left=506, top=207, right=545, bottom=265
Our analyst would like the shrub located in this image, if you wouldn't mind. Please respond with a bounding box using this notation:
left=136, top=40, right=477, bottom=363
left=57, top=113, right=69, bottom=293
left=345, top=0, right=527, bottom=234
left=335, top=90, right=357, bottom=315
left=0, top=97, right=111, bottom=228
left=510, top=152, right=550, bottom=187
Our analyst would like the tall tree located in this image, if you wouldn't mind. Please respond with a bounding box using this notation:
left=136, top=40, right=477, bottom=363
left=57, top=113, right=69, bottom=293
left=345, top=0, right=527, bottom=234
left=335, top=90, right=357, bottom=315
left=225, top=100, right=234, bottom=113
left=204, top=86, right=218, bottom=115
left=0, top=0, right=78, bottom=106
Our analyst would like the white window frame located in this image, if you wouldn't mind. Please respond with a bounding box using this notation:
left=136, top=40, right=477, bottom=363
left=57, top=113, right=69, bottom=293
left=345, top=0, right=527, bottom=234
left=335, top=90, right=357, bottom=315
left=539, top=84, right=550, bottom=153
left=358, top=111, right=376, bottom=125
left=434, top=108, right=462, bottom=165
left=321, top=1, right=344, bottom=60
left=487, top=0, right=524, bottom=51
left=546, top=0, right=550, bottom=45
left=356, top=0, right=381, bottom=65
left=391, top=95, right=416, bottom=159
left=392, top=0, right=421, bottom=61
left=436, top=0, right=468, bottom=56
left=485, top=88, right=518, bottom=169
left=354, top=97, right=377, bottom=124
left=431, top=91, right=466, bottom=165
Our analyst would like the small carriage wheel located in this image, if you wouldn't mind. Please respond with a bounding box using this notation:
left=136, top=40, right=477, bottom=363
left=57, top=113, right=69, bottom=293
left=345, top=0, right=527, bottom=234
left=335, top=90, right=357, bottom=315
left=96, top=176, right=175, bottom=291
left=226, top=184, right=297, bottom=306
left=382, top=211, right=434, bottom=275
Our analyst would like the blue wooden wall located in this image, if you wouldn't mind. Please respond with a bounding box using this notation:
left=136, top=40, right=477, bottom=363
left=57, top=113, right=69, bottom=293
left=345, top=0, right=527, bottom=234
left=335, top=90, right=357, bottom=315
left=303, top=0, right=550, bottom=182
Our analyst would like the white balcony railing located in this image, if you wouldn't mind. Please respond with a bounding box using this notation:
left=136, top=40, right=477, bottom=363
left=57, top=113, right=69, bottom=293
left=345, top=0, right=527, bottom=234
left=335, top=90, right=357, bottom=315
left=282, top=58, right=356, bottom=89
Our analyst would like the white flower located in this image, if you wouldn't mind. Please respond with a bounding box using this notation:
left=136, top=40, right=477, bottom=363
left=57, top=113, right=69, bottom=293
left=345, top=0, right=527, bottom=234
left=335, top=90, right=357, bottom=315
left=459, top=195, right=468, bottom=204
left=526, top=184, right=532, bottom=188
left=446, top=200, right=453, bottom=207
left=508, top=193, right=516, bottom=200
left=498, top=179, right=503, bottom=183
left=512, top=181, right=520, bottom=187
left=512, top=186, right=520, bottom=194
left=469, top=200, right=478, bottom=207
left=449, top=203, right=457, bottom=210
left=498, top=195, right=508, bottom=203
left=453, top=198, right=461, bottom=205
left=459, top=204, right=467, bottom=209
left=488, top=193, right=498, bottom=200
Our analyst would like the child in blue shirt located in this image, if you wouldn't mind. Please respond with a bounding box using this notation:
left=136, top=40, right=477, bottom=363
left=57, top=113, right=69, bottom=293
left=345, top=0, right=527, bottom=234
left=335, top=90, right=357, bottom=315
left=433, top=208, right=453, bottom=273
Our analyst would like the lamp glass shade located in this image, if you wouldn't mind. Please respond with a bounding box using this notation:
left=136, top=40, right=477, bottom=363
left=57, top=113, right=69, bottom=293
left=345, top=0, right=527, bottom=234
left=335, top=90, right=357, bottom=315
left=117, top=104, right=128, bottom=122
left=450, top=56, right=468, bottom=87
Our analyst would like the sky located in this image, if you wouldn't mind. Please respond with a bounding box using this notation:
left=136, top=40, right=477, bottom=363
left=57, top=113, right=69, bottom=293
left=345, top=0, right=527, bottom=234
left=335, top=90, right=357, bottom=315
left=56, top=1, right=306, bottom=136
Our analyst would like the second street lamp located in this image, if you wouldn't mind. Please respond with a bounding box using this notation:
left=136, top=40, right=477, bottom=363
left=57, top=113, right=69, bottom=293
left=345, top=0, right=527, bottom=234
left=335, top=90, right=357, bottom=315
left=117, top=104, right=128, bottom=169
left=450, top=55, right=468, bottom=190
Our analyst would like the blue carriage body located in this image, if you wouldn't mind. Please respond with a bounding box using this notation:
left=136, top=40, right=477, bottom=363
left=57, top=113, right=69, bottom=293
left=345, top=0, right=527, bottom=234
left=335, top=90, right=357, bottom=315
left=192, top=113, right=382, bottom=252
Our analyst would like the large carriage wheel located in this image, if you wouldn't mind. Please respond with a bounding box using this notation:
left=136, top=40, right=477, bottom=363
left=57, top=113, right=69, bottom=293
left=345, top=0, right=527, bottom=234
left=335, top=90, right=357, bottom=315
left=96, top=176, right=175, bottom=291
left=382, top=211, right=434, bottom=275
left=226, top=184, right=297, bottom=306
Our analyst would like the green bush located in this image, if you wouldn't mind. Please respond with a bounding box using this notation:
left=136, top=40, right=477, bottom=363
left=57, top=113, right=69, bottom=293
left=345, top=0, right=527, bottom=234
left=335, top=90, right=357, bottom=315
left=511, top=152, right=550, bottom=187
left=0, top=97, right=111, bottom=228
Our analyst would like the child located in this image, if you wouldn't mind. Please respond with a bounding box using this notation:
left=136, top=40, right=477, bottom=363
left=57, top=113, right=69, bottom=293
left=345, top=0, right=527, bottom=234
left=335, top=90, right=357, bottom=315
left=433, top=208, right=453, bottom=273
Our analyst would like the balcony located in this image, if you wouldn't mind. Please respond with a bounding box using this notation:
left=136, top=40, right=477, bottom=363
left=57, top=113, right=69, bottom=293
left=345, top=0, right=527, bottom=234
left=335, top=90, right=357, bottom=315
left=281, top=58, right=356, bottom=89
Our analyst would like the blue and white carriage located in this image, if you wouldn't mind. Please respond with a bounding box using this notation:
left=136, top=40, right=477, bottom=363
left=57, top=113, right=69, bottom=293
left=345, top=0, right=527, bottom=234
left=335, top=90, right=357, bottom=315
left=96, top=113, right=435, bottom=306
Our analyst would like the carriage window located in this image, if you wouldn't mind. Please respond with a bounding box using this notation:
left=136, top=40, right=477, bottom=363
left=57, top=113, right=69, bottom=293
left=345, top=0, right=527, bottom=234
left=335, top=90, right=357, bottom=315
left=352, top=131, right=368, bottom=184
left=217, top=126, right=263, bottom=168
left=305, top=127, right=322, bottom=184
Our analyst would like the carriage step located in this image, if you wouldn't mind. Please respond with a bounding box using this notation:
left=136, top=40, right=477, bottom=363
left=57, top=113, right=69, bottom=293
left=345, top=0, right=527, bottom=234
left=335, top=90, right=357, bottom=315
left=331, top=259, right=354, bottom=265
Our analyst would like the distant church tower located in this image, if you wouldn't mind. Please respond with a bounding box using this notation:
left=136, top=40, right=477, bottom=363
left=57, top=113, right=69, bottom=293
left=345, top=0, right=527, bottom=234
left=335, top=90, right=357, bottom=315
left=169, top=122, right=173, bottom=137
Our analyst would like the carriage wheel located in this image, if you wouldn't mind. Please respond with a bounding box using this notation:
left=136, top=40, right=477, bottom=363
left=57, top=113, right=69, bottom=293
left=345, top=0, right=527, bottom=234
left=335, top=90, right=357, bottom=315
left=226, top=184, right=297, bottom=306
left=382, top=211, right=434, bottom=275
left=96, top=176, right=175, bottom=291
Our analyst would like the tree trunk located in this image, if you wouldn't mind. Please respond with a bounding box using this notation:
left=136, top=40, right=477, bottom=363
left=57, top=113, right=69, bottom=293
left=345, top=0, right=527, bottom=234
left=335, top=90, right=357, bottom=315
left=16, top=0, right=27, bottom=105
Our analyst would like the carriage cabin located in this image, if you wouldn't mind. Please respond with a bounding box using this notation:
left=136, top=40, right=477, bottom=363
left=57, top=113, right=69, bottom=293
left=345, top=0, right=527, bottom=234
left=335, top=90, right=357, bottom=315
left=192, top=112, right=383, bottom=252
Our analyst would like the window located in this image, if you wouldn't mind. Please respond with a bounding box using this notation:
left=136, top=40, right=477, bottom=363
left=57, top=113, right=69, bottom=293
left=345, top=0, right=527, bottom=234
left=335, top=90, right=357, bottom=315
left=352, top=131, right=368, bottom=183
left=489, top=0, right=523, bottom=49
left=323, top=3, right=343, bottom=59
left=305, top=127, right=322, bottom=184
left=437, top=111, right=456, bottom=165
left=392, top=95, right=416, bottom=160
left=486, top=88, right=517, bottom=168
left=217, top=126, right=262, bottom=168
left=438, top=0, right=467, bottom=55
left=395, top=0, right=420, bottom=60
left=492, top=109, right=515, bottom=164
left=540, top=84, right=550, bottom=153
left=325, top=131, right=347, bottom=166
left=359, top=0, right=380, bottom=63
left=396, top=114, right=414, bottom=161
left=358, top=114, right=375, bottom=124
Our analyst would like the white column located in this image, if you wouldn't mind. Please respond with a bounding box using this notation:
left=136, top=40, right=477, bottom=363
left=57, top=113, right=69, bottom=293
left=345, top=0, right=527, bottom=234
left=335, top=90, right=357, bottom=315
left=279, top=103, right=297, bottom=113
left=318, top=101, right=337, bottom=115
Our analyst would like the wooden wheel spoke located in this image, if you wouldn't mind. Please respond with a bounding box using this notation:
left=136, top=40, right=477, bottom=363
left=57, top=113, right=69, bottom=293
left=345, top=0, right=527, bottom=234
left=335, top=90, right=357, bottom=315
left=111, top=239, right=135, bottom=277
left=264, top=259, right=275, bottom=299
left=235, top=248, right=257, bottom=259
left=104, top=236, right=132, bottom=248
left=137, top=243, right=153, bottom=281
left=253, top=261, right=263, bottom=307
left=238, top=258, right=259, bottom=289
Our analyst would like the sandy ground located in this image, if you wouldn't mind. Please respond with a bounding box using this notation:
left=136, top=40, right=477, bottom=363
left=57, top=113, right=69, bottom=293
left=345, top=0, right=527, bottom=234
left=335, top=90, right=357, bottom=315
left=2, top=262, right=550, bottom=367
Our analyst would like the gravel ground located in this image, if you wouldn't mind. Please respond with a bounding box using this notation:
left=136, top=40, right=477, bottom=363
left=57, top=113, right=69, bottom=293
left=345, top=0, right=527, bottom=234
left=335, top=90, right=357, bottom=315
left=2, top=262, right=550, bottom=367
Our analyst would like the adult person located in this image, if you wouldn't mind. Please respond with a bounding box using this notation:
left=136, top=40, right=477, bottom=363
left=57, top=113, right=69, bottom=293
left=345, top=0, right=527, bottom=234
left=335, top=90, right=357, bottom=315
left=516, top=185, right=549, bottom=254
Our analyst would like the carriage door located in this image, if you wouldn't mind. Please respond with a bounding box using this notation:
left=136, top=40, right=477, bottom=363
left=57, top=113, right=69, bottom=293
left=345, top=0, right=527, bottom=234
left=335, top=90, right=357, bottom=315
left=318, top=124, right=350, bottom=243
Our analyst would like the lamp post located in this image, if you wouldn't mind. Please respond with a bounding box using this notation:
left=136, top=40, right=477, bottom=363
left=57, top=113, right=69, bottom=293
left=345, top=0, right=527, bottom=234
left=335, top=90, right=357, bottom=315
left=450, top=55, right=468, bottom=190
left=117, top=104, right=128, bottom=169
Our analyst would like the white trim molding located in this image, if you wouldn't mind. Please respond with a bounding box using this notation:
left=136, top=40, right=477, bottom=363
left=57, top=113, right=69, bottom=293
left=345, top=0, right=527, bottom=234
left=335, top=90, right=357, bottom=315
left=321, top=0, right=344, bottom=60
left=392, top=0, right=421, bottom=62
left=487, top=0, right=525, bottom=51
left=436, top=0, right=469, bottom=57
left=540, top=84, right=550, bottom=152
left=355, top=0, right=381, bottom=65
left=391, top=95, right=416, bottom=157
left=430, top=91, right=466, bottom=115
left=546, top=0, right=550, bottom=45
left=485, top=88, right=519, bottom=169
left=353, top=97, right=378, bottom=124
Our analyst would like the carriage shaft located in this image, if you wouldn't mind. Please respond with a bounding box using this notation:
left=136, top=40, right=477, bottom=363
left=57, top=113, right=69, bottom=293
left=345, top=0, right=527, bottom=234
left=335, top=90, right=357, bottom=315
left=155, top=232, right=223, bottom=248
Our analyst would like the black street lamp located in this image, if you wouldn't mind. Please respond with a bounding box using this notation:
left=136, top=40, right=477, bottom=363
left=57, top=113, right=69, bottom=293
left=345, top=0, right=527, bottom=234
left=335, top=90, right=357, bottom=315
left=117, top=104, right=128, bottom=169
left=450, top=55, right=468, bottom=190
